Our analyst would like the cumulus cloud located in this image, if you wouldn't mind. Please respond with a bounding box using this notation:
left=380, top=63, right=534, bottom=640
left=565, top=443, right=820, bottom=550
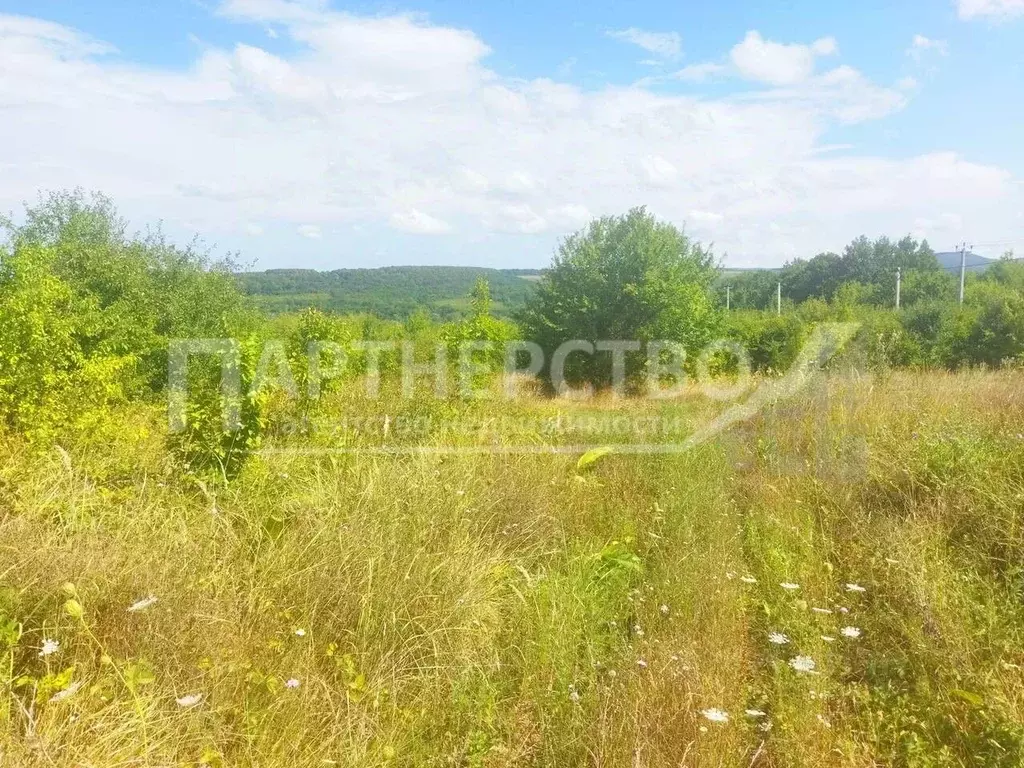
left=730, top=31, right=838, bottom=85
left=390, top=209, right=452, bottom=234
left=607, top=27, right=682, bottom=60
left=0, top=5, right=1020, bottom=267
left=672, top=62, right=729, bottom=82
left=907, top=34, right=948, bottom=59
left=297, top=224, right=322, bottom=239
left=956, top=0, right=1024, bottom=19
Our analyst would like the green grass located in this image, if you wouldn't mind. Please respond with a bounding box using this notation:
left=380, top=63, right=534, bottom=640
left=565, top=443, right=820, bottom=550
left=2, top=371, right=1024, bottom=766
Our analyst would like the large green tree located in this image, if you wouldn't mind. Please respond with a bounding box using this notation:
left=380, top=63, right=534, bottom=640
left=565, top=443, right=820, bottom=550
left=519, top=208, right=720, bottom=388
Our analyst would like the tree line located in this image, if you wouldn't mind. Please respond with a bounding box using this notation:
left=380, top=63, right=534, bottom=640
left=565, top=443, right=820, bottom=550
left=3, top=192, right=1022, bottom=476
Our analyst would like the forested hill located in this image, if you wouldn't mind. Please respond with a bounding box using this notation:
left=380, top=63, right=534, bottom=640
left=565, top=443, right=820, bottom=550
left=237, top=266, right=543, bottom=319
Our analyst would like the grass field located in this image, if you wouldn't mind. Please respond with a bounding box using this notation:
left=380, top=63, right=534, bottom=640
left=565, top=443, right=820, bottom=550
left=2, top=370, right=1024, bottom=767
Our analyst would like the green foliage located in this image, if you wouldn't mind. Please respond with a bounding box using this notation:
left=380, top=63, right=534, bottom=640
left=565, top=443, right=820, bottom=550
left=724, top=310, right=806, bottom=373
left=519, top=207, right=720, bottom=387
left=238, top=265, right=539, bottom=319
left=442, top=279, right=519, bottom=376
left=0, top=189, right=258, bottom=466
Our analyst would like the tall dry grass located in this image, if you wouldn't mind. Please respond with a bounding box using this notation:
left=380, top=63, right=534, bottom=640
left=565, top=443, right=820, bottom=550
left=2, top=370, right=1023, bottom=767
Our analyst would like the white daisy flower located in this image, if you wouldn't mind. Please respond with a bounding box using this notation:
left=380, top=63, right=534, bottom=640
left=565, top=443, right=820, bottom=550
left=740, top=576, right=758, bottom=584
left=51, top=681, right=83, bottom=703
left=845, top=583, right=866, bottom=593
left=127, top=596, right=158, bottom=613
left=285, top=678, right=301, bottom=689
left=701, top=708, right=729, bottom=723
left=294, top=628, right=307, bottom=637
left=659, top=604, right=670, bottom=616
left=841, top=626, right=862, bottom=639
left=176, top=693, right=204, bottom=708
left=789, top=655, right=816, bottom=674
left=745, top=709, right=766, bottom=718
left=768, top=632, right=790, bottom=645
left=780, top=582, right=800, bottom=591
left=39, top=639, right=60, bottom=658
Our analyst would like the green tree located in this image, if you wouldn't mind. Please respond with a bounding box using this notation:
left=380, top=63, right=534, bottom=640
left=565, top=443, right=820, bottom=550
left=519, top=208, right=719, bottom=388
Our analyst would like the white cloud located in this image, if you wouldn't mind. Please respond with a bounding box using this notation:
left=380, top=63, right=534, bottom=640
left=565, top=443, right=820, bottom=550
left=390, top=209, right=452, bottom=234
left=687, top=209, right=725, bottom=227
left=672, top=62, right=729, bottom=82
left=297, top=224, right=322, bottom=239
left=0, top=7, right=1020, bottom=267
left=730, top=31, right=838, bottom=85
left=907, top=34, right=948, bottom=59
left=956, top=0, right=1024, bottom=19
left=608, top=27, right=682, bottom=60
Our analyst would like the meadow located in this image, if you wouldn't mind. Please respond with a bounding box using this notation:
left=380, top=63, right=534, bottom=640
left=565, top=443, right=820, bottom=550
left=3, top=368, right=1024, bottom=767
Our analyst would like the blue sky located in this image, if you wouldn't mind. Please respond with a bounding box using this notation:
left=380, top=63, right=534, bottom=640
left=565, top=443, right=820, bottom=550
left=1, top=0, right=1022, bottom=268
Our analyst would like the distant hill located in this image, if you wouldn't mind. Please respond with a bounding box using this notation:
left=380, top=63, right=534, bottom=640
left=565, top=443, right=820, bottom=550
left=934, top=251, right=995, bottom=273
left=238, top=266, right=544, bottom=319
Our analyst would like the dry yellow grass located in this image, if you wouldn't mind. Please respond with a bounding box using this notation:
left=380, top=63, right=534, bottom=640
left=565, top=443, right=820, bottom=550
left=2, top=370, right=1023, bottom=767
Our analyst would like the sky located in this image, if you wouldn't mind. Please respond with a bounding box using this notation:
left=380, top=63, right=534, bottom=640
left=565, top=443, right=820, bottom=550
left=0, top=0, right=1022, bottom=270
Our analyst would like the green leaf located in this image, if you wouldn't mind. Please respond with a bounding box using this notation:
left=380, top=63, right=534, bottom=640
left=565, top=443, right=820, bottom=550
left=950, top=689, right=985, bottom=708
left=576, top=446, right=613, bottom=473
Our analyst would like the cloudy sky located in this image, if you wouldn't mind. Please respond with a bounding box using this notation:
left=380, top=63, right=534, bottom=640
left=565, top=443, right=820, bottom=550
left=1, top=0, right=1022, bottom=269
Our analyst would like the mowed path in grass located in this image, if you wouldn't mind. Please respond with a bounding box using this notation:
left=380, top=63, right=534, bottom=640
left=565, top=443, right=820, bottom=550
left=1, top=371, right=1023, bottom=766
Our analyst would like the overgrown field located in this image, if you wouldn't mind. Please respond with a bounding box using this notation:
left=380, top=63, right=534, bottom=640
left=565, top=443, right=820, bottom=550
left=3, top=370, right=1023, bottom=767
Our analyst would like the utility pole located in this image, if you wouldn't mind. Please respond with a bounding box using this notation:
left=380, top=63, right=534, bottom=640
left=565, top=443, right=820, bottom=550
left=776, top=281, right=781, bottom=315
left=895, top=268, right=901, bottom=309
left=957, top=241, right=972, bottom=305
left=726, top=285, right=731, bottom=311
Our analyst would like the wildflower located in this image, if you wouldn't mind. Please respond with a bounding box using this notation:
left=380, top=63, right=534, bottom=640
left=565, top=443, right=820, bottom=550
left=780, top=582, right=800, bottom=591
left=39, top=639, right=60, bottom=658
left=740, top=576, right=757, bottom=584
left=821, top=635, right=835, bottom=643
left=845, top=583, right=866, bottom=593
left=659, top=604, right=670, bottom=616
left=51, top=681, right=83, bottom=703
left=636, top=658, right=648, bottom=669
left=294, top=628, right=307, bottom=637
left=745, top=709, right=766, bottom=718
left=285, top=678, right=301, bottom=689
left=127, top=596, right=158, bottom=613
left=701, top=708, right=729, bottom=723
left=633, top=624, right=644, bottom=637
left=811, top=607, right=833, bottom=614
left=176, top=693, right=204, bottom=708
left=768, top=632, right=789, bottom=645
left=841, top=626, right=862, bottom=639
left=789, top=655, right=816, bottom=674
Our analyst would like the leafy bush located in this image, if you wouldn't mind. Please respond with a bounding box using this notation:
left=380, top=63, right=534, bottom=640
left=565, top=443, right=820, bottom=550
left=724, top=310, right=807, bottom=373
left=519, top=208, right=720, bottom=388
